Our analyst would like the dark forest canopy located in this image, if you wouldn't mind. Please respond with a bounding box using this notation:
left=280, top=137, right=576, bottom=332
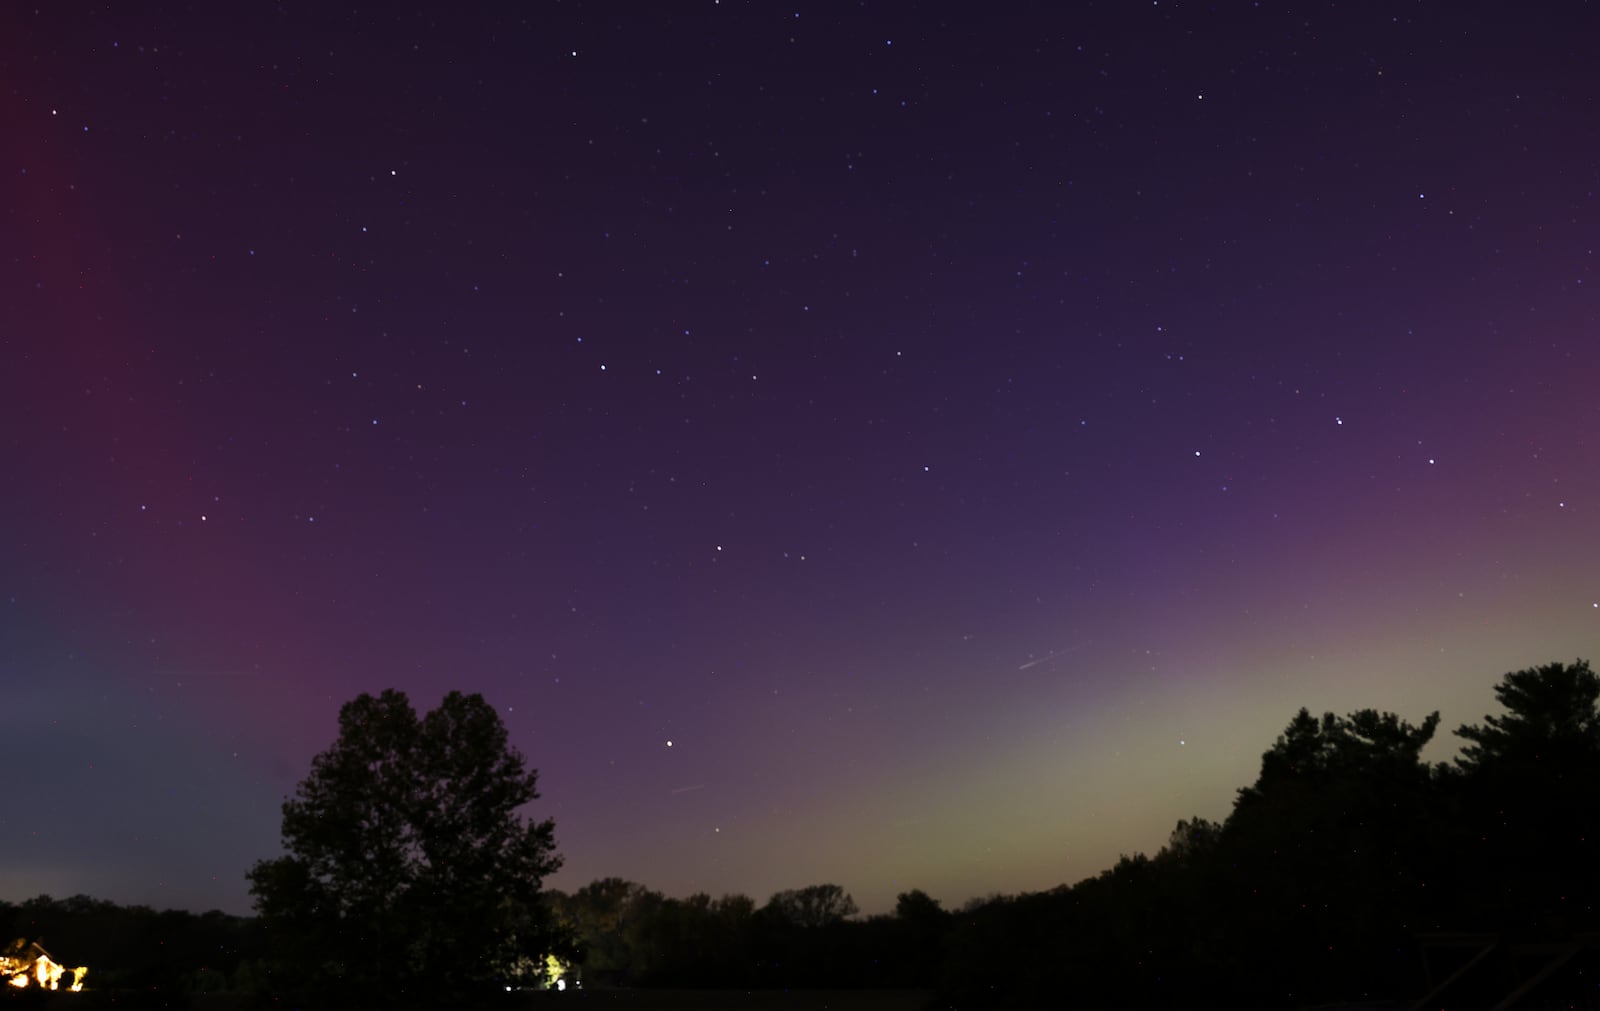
left=6, top=659, right=1600, bottom=1009
left=0, top=894, right=258, bottom=994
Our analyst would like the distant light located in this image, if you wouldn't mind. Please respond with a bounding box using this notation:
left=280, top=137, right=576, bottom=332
left=666, top=740, right=673, bottom=747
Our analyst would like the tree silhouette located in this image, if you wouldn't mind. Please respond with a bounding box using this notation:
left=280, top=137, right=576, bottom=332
left=1218, top=706, right=1442, bottom=1001
left=1456, top=659, right=1600, bottom=771
left=763, top=884, right=859, bottom=928
left=1156, top=816, right=1221, bottom=865
left=892, top=888, right=944, bottom=923
left=1450, top=660, right=1600, bottom=933
left=247, top=689, right=561, bottom=1008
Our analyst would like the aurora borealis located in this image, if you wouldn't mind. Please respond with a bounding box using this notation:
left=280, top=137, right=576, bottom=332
left=4, top=2, right=1600, bottom=916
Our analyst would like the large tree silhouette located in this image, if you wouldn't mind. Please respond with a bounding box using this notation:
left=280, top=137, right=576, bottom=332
left=247, top=689, right=561, bottom=1008
left=1450, top=660, right=1600, bottom=933
left=1202, top=706, right=1444, bottom=1001
left=1456, top=659, right=1600, bottom=771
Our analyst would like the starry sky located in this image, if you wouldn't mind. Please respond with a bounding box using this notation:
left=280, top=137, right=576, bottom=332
left=5, top=1, right=1600, bottom=917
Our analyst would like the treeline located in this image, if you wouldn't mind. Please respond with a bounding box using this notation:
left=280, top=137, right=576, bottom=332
left=0, top=894, right=262, bottom=994
left=544, top=880, right=944, bottom=988
left=7, top=659, right=1599, bottom=1008
left=542, top=660, right=1600, bottom=1008
left=939, top=659, right=1600, bottom=1008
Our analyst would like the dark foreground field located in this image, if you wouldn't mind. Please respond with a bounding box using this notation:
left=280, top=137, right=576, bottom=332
left=19, top=990, right=936, bottom=1011
left=144, top=990, right=936, bottom=1011
left=515, top=991, right=935, bottom=1011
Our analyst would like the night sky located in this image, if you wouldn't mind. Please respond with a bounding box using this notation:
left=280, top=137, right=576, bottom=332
left=5, top=2, right=1600, bottom=918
